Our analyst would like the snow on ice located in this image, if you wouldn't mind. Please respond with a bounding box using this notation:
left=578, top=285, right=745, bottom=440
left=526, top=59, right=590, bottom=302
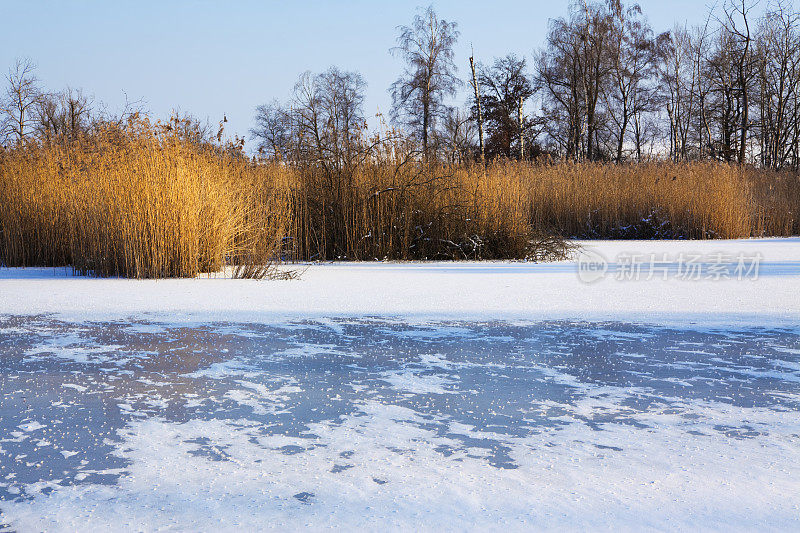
left=0, top=239, right=799, bottom=531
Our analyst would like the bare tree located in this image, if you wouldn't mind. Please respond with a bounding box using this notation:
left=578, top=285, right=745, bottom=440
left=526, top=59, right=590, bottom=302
left=604, top=1, right=659, bottom=161
left=754, top=0, right=800, bottom=169
left=478, top=54, right=535, bottom=159
left=536, top=1, right=614, bottom=161
left=706, top=25, right=746, bottom=161
left=62, top=87, right=93, bottom=142
left=658, top=25, right=703, bottom=161
left=2, top=58, right=42, bottom=146
left=291, top=67, right=367, bottom=171
left=722, top=0, right=756, bottom=163
left=318, top=67, right=367, bottom=171
left=34, top=87, right=94, bottom=145
left=390, top=6, right=460, bottom=160
left=578, top=1, right=614, bottom=160
left=251, top=100, right=292, bottom=160
left=253, top=67, right=368, bottom=169
left=469, top=49, right=485, bottom=166
left=536, top=13, right=586, bottom=159
left=442, top=105, right=476, bottom=164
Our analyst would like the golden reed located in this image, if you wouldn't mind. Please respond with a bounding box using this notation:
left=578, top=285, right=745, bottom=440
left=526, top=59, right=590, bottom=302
left=1, top=123, right=798, bottom=277
left=0, top=119, right=290, bottom=277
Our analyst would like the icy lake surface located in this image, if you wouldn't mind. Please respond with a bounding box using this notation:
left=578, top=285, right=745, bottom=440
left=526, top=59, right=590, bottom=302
left=1, top=315, right=799, bottom=531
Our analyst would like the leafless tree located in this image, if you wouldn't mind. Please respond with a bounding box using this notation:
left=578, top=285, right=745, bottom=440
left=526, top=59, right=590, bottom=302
left=478, top=54, right=535, bottom=159
left=536, top=1, right=614, bottom=161
left=704, top=24, right=748, bottom=161
left=754, top=0, right=800, bottom=169
left=34, top=87, right=94, bottom=145
left=251, top=100, right=292, bottom=160
left=469, top=49, right=485, bottom=166
left=2, top=58, right=42, bottom=146
left=290, top=67, right=367, bottom=172
left=442, top=105, right=476, bottom=164
left=390, top=6, right=460, bottom=160
left=658, top=24, right=706, bottom=161
left=536, top=12, right=586, bottom=159
left=604, top=1, right=659, bottom=161
left=578, top=2, right=614, bottom=160
left=721, top=0, right=757, bottom=163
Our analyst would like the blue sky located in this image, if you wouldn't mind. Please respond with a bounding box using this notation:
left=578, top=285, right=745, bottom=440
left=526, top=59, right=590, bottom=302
left=2, top=0, right=721, bottom=146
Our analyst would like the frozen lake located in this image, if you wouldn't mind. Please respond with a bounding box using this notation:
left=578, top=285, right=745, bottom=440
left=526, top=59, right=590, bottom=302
left=1, top=315, right=799, bottom=531
left=2, top=239, right=800, bottom=530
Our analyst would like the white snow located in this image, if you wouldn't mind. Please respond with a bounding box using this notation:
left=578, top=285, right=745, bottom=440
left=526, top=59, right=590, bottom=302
left=3, top=399, right=799, bottom=532
left=16, top=422, right=46, bottom=433
left=379, top=369, right=460, bottom=395
left=1, top=238, right=799, bottom=327
left=1, top=238, right=799, bottom=531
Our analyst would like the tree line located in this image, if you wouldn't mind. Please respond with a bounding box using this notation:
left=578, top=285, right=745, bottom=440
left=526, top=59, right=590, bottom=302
left=2, top=1, right=800, bottom=171
left=251, top=0, right=800, bottom=170
left=0, top=60, right=231, bottom=152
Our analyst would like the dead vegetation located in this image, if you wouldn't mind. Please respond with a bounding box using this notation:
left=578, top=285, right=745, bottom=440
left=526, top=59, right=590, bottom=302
left=0, top=117, right=290, bottom=278
left=0, top=119, right=798, bottom=278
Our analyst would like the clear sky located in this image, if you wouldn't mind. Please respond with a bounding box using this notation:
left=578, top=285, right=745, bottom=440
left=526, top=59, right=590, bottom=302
left=2, top=0, right=724, bottom=147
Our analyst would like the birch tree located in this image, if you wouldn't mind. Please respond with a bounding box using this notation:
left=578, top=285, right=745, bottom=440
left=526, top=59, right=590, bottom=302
left=390, top=6, right=460, bottom=160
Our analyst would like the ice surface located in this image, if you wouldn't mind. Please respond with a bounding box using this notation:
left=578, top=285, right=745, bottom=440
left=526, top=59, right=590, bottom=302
left=0, top=317, right=798, bottom=531
left=1, top=239, right=799, bottom=530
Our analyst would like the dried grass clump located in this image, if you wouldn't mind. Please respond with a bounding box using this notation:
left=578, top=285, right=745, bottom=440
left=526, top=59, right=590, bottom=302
left=283, top=158, right=799, bottom=262
left=515, top=160, right=798, bottom=240
left=525, top=230, right=580, bottom=262
left=0, top=118, right=290, bottom=278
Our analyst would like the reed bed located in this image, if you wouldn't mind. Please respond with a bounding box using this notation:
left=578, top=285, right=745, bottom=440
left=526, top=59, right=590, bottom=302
left=1, top=128, right=798, bottom=277
left=517, top=161, right=800, bottom=239
left=286, top=159, right=800, bottom=261
left=0, top=120, right=290, bottom=277
left=287, top=161, right=532, bottom=260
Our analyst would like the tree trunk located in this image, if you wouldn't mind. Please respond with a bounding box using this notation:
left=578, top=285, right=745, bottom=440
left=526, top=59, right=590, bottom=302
left=518, top=94, right=524, bottom=160
left=470, top=54, right=485, bottom=166
left=422, top=98, right=429, bottom=158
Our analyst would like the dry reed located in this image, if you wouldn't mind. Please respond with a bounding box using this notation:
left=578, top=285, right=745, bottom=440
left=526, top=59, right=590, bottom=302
left=0, top=119, right=290, bottom=277
left=1, top=128, right=798, bottom=277
left=284, top=159, right=800, bottom=261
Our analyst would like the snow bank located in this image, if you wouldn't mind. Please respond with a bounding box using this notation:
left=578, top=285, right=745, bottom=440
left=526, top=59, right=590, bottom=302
left=2, top=239, right=799, bottom=327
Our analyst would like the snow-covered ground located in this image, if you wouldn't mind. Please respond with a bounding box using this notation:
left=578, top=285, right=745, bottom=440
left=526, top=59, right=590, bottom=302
left=1, top=239, right=799, bottom=531
left=1, top=238, right=798, bottom=327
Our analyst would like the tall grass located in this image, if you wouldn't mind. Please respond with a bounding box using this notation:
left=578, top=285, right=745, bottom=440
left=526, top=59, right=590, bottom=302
left=0, top=119, right=290, bottom=277
left=287, top=161, right=531, bottom=260
left=1, top=126, right=798, bottom=277
left=519, top=161, right=800, bottom=239
left=286, top=159, right=800, bottom=261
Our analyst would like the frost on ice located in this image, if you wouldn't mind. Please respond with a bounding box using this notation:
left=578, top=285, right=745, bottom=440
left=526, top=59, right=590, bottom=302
left=0, top=316, right=799, bottom=531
